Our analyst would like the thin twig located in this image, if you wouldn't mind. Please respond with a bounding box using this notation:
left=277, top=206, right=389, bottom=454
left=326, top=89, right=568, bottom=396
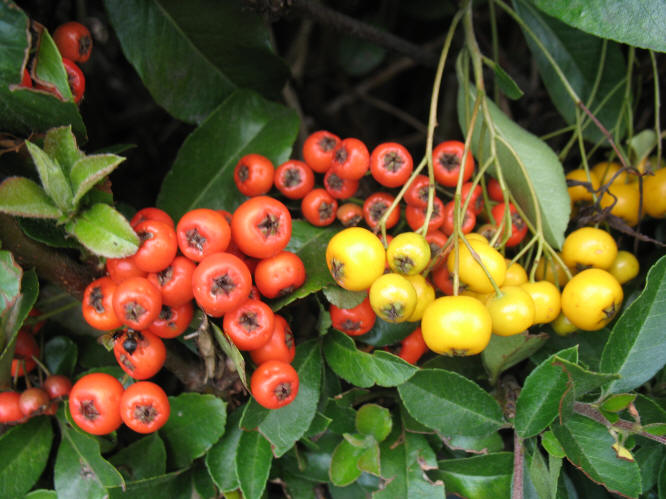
left=512, top=433, right=525, bottom=499
left=577, top=101, right=629, bottom=169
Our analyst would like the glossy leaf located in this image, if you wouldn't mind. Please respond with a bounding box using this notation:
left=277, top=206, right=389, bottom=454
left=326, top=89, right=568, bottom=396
left=356, top=317, right=418, bottom=347
left=65, top=203, right=139, bottom=258
left=104, top=0, right=289, bottom=124
left=235, top=429, right=272, bottom=499
left=0, top=250, right=22, bottom=313
left=157, top=89, right=298, bottom=220
left=44, top=335, right=78, bottom=378
left=0, top=416, right=53, bottom=497
left=398, top=368, right=505, bottom=438
left=0, top=177, right=62, bottom=219
left=600, top=255, right=666, bottom=394
left=323, top=329, right=417, bottom=388
left=514, top=346, right=578, bottom=438
left=107, top=470, right=194, bottom=499
left=241, top=340, right=321, bottom=457
left=431, top=453, right=513, bottom=498
left=54, top=424, right=125, bottom=499
left=159, top=392, right=226, bottom=469
left=33, top=28, right=72, bottom=101
left=355, top=404, right=392, bottom=443
left=457, top=74, right=570, bottom=249
left=552, top=355, right=619, bottom=398
left=481, top=332, right=549, bottom=384
left=551, top=412, right=642, bottom=498
left=211, top=322, right=247, bottom=389
left=206, top=408, right=242, bottom=493
left=25, top=140, right=73, bottom=212
left=43, top=125, right=83, bottom=176
left=485, top=57, right=524, bottom=100
left=322, top=287, right=367, bottom=309
left=271, top=222, right=338, bottom=311
left=530, top=0, right=666, bottom=53
left=109, top=433, right=166, bottom=481
left=329, top=438, right=366, bottom=487
left=70, top=154, right=125, bottom=206
left=514, top=0, right=627, bottom=144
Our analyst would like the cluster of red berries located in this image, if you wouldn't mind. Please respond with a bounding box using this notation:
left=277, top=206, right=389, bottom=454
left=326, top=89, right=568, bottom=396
left=20, top=21, right=90, bottom=104
left=0, top=373, right=72, bottom=424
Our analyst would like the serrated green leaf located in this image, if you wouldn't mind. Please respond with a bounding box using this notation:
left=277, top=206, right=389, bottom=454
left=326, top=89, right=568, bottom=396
left=70, top=154, right=125, bottom=206
left=43, top=125, right=83, bottom=176
left=25, top=140, right=73, bottom=212
left=0, top=249, right=22, bottom=314
left=206, top=408, right=242, bottom=493
left=109, top=433, right=166, bottom=481
left=457, top=67, right=570, bottom=248
left=0, top=177, right=61, bottom=219
left=530, top=0, right=666, bottom=53
left=322, top=286, right=367, bottom=309
left=104, top=0, right=289, bottom=124
left=0, top=416, right=54, bottom=497
left=551, top=412, right=642, bottom=498
left=430, top=453, right=514, bottom=498
left=44, top=335, right=78, bottom=378
left=323, top=329, right=417, bottom=388
left=552, top=355, right=619, bottom=398
left=481, top=332, right=549, bottom=384
left=398, top=368, right=505, bottom=438
left=485, top=57, right=524, bottom=100
left=235, top=430, right=272, bottom=499
left=54, top=423, right=125, bottom=499
left=66, top=203, right=139, bottom=258
left=514, top=346, right=578, bottom=438
left=600, top=255, right=666, bottom=394
left=211, top=322, right=247, bottom=389
left=159, top=392, right=226, bottom=469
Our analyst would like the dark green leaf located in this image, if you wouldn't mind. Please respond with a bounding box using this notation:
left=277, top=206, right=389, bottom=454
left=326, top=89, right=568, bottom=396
left=599, top=393, right=636, bottom=413
left=305, top=411, right=332, bottom=438
left=484, top=57, right=524, bottom=100
left=514, top=0, right=627, bottom=144
left=324, top=329, right=417, bottom=388
left=552, top=355, right=619, bottom=397
left=551, top=412, right=642, bottom=498
left=107, top=470, right=192, bottom=499
left=634, top=394, right=666, bottom=424
left=323, top=397, right=358, bottom=435
left=600, top=255, right=666, bottom=394
left=104, top=0, right=289, bottom=124
left=328, top=473, right=382, bottom=498
left=337, top=34, right=385, bottom=77
left=54, top=423, right=124, bottom=499
left=70, top=154, right=125, bottom=206
left=422, top=354, right=488, bottom=382
left=355, top=404, right=392, bottom=443
left=356, top=317, right=418, bottom=347
left=44, top=336, right=78, bottom=378
left=19, top=218, right=80, bottom=248
left=514, top=346, right=578, bottom=438
left=0, top=177, right=61, bottom=219
left=634, top=441, right=664, bottom=493
left=65, top=203, right=139, bottom=258
left=25, top=140, right=73, bottom=212
left=205, top=408, right=242, bottom=493
left=235, top=430, right=272, bottom=499
left=109, top=433, right=166, bottom=481
left=329, top=438, right=365, bottom=487
left=457, top=70, right=570, bottom=248
left=398, top=368, right=505, bottom=438
left=431, top=453, right=513, bottom=498
left=530, top=0, right=666, bottom=53
left=481, top=332, right=549, bottom=384
left=0, top=249, right=22, bottom=314
left=211, top=322, right=247, bottom=389
left=159, top=392, right=227, bottom=469
left=271, top=222, right=338, bottom=311
left=322, top=286, right=367, bottom=309
left=0, top=416, right=53, bottom=497
left=43, top=125, right=83, bottom=176
left=658, top=455, right=665, bottom=498
left=157, top=89, right=298, bottom=220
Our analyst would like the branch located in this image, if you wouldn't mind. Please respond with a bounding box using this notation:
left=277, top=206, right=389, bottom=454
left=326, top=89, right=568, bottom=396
left=512, top=433, right=524, bottom=499
left=574, top=402, right=666, bottom=446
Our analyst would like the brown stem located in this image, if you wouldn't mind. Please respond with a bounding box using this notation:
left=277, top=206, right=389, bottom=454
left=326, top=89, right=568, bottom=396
left=576, top=101, right=628, bottom=169
left=512, top=433, right=524, bottom=499
left=573, top=402, right=666, bottom=446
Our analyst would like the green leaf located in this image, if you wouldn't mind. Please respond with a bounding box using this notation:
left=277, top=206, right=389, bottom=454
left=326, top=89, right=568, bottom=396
left=634, top=441, right=664, bottom=493
left=65, top=203, right=139, bottom=258
left=514, top=0, right=627, bottom=144
left=375, top=430, right=445, bottom=498
left=444, top=432, right=505, bottom=453
left=541, top=431, right=566, bottom=458
left=157, top=89, right=298, bottom=220
left=324, top=329, right=417, bottom=388
left=552, top=355, right=619, bottom=398
left=211, top=321, right=247, bottom=389
left=658, top=454, right=666, bottom=498
left=69, top=154, right=125, bottom=206
left=0, top=177, right=61, bottom=219
left=109, top=433, right=166, bottom=481
left=457, top=71, right=570, bottom=249
left=54, top=423, right=125, bottom=499
left=526, top=441, right=559, bottom=499
left=530, top=0, right=666, bottom=53
left=551, top=412, right=642, bottom=498
left=337, top=33, right=385, bottom=77
left=430, top=453, right=514, bottom=498
left=107, top=470, right=194, bottom=499
left=514, top=346, right=578, bottom=438
left=0, top=249, right=22, bottom=314
left=25, top=490, right=57, bottom=499
left=484, top=57, right=524, bottom=100
left=322, top=287, right=367, bottom=309
left=356, top=317, right=418, bottom=347
left=600, top=394, right=636, bottom=413
left=0, top=416, right=53, bottom=497
left=205, top=408, right=242, bottom=493
left=104, top=0, right=289, bottom=124
left=355, top=404, right=392, bottom=443
left=398, top=368, right=505, bottom=438
left=159, top=392, right=227, bottom=469
left=25, top=140, right=73, bottom=212
left=628, top=129, right=658, bottom=164
left=305, top=411, right=332, bottom=438
left=235, top=430, right=272, bottom=499
left=271, top=222, right=338, bottom=311
left=481, top=332, right=549, bottom=384
left=240, top=340, right=321, bottom=456
left=329, top=438, right=365, bottom=487
left=44, top=335, right=78, bottom=378
left=19, top=218, right=81, bottom=249
left=33, top=28, right=73, bottom=101
left=43, top=125, right=84, bottom=176
left=600, top=255, right=666, bottom=394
